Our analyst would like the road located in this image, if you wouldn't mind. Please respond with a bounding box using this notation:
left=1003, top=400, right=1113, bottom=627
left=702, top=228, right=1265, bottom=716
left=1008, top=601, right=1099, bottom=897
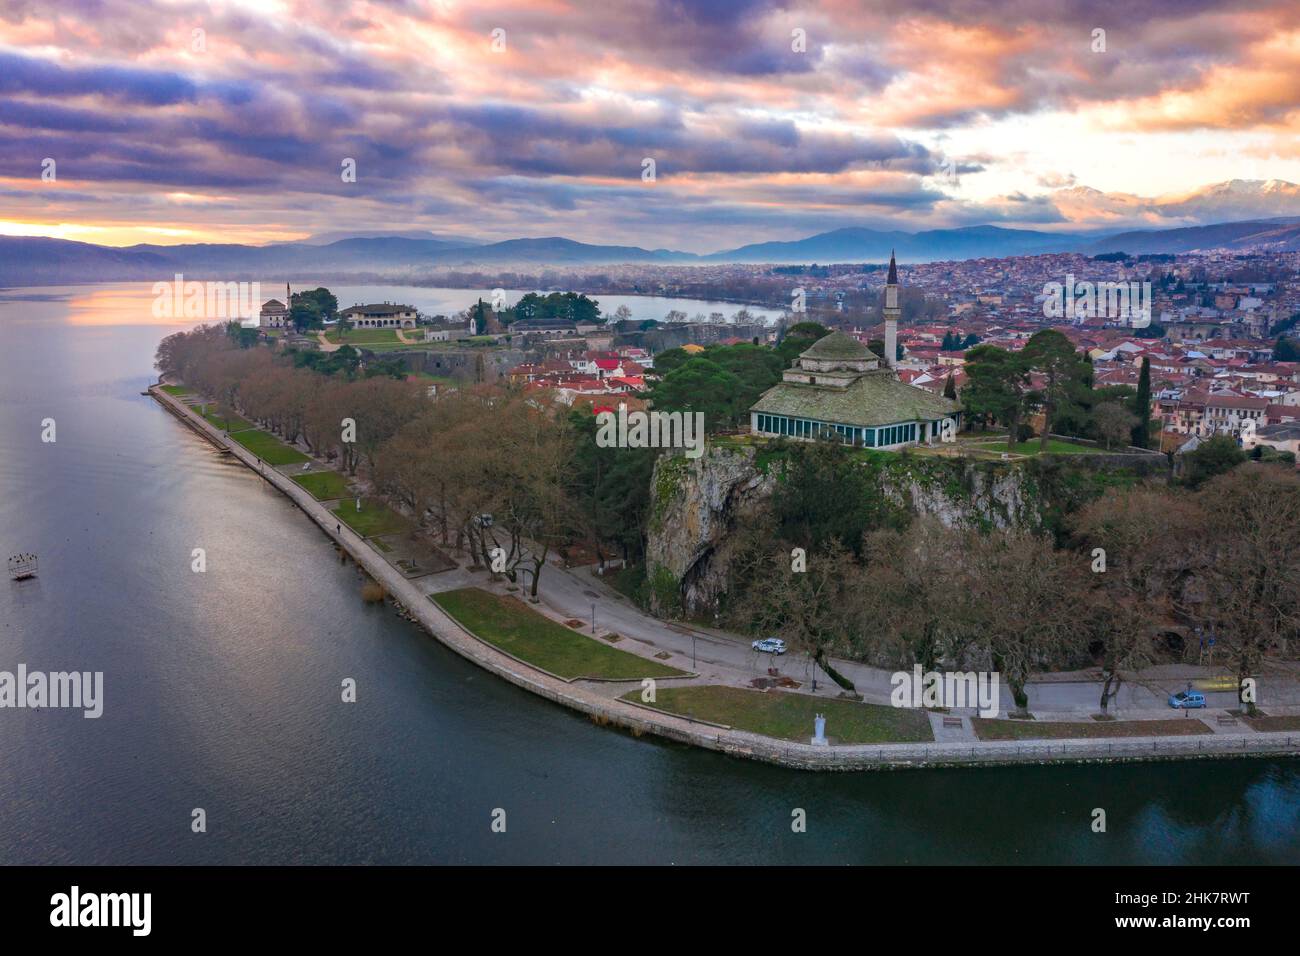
left=423, top=556, right=1300, bottom=718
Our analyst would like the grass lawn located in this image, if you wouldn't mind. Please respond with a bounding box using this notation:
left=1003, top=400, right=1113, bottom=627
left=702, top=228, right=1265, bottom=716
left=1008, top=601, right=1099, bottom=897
left=624, top=685, right=934, bottom=744
left=198, top=405, right=254, bottom=432
left=291, top=470, right=352, bottom=500
left=325, top=328, right=405, bottom=345
left=433, top=587, right=687, bottom=680
left=160, top=384, right=191, bottom=396
left=965, top=438, right=1106, bottom=456
left=230, top=429, right=309, bottom=465
left=1244, top=715, right=1300, bottom=732
left=410, top=372, right=456, bottom=386
left=332, top=497, right=412, bottom=536
left=972, top=717, right=1211, bottom=740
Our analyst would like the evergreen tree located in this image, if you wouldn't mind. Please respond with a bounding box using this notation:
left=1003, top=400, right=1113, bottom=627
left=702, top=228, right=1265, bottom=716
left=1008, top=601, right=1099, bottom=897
left=943, top=373, right=957, bottom=400
left=1132, top=357, right=1151, bottom=448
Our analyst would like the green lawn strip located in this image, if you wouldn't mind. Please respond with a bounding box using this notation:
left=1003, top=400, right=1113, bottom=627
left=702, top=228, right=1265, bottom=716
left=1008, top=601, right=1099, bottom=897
left=331, top=497, right=412, bottom=536
left=965, top=439, right=1108, bottom=456
left=290, top=470, right=352, bottom=500
left=326, top=328, right=404, bottom=345
left=1243, top=715, right=1300, bottom=732
left=229, top=429, right=309, bottom=465
left=197, top=405, right=254, bottom=432
left=972, top=717, right=1212, bottom=740
left=160, top=384, right=191, bottom=396
left=432, top=587, right=686, bottom=680
left=624, top=685, right=933, bottom=744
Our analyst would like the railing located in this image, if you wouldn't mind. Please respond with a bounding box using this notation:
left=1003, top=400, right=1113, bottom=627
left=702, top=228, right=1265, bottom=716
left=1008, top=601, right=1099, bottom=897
left=771, top=733, right=1300, bottom=768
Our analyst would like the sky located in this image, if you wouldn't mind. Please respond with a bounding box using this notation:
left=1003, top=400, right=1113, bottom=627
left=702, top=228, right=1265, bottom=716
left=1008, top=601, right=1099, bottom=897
left=3, top=0, right=1300, bottom=251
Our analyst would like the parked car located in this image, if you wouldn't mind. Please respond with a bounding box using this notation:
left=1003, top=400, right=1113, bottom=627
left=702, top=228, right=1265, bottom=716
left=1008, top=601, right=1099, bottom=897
left=751, top=637, right=786, bottom=655
left=1168, top=690, right=1207, bottom=709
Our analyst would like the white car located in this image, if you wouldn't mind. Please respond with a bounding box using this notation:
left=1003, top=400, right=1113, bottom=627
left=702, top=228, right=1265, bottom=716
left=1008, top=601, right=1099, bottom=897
left=752, top=638, right=787, bottom=655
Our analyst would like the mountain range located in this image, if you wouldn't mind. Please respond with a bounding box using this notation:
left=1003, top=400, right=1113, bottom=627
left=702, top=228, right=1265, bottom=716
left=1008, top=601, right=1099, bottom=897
left=7, top=181, right=1300, bottom=286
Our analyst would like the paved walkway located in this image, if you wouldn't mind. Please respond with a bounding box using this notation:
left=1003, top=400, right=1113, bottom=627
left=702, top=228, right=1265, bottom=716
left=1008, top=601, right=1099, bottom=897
left=151, top=384, right=1300, bottom=772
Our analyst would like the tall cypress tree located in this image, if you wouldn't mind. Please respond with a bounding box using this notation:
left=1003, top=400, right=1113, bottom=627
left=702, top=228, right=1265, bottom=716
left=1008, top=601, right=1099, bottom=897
left=1132, top=356, right=1151, bottom=448
left=943, top=372, right=957, bottom=400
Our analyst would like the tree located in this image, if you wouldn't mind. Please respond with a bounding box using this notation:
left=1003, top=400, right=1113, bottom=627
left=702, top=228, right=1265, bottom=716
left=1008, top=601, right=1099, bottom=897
left=290, top=287, right=337, bottom=330
left=962, top=345, right=1030, bottom=449
left=1132, top=357, right=1152, bottom=448
left=1023, top=329, right=1087, bottom=450
left=568, top=409, right=657, bottom=565
left=649, top=358, right=742, bottom=431
left=1071, top=487, right=1205, bottom=713
left=962, top=530, right=1086, bottom=716
left=943, top=373, right=957, bottom=401
left=771, top=440, right=886, bottom=557
left=1182, top=434, right=1246, bottom=487
left=775, top=321, right=828, bottom=367
left=1093, top=401, right=1138, bottom=449
left=732, top=538, right=866, bottom=680
left=700, top=343, right=783, bottom=413
left=1274, top=336, right=1300, bottom=362
left=290, top=302, right=324, bottom=331
left=859, top=519, right=977, bottom=674
left=651, top=348, right=691, bottom=376
left=1180, top=469, right=1300, bottom=714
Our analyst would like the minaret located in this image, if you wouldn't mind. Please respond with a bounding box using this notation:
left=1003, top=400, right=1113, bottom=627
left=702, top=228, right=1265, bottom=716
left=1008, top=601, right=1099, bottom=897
left=883, top=250, right=899, bottom=370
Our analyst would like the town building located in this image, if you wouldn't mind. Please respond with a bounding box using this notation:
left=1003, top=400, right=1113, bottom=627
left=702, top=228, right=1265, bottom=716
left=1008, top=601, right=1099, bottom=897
left=258, top=283, right=292, bottom=328
left=339, top=303, right=418, bottom=329
left=749, top=255, right=960, bottom=448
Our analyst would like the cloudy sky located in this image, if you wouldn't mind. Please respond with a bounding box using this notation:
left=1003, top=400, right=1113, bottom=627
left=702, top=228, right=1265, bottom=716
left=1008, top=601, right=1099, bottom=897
left=3, top=0, right=1299, bottom=250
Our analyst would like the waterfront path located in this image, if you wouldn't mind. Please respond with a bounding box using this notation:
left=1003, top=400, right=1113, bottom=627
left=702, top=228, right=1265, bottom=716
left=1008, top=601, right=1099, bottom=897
left=151, top=384, right=1300, bottom=772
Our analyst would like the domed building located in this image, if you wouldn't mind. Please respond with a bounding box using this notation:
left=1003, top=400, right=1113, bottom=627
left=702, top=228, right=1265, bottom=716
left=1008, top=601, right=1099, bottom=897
left=749, top=254, right=960, bottom=449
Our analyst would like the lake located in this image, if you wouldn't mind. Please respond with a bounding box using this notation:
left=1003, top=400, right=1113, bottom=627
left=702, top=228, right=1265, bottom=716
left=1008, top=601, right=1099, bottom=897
left=0, top=284, right=1296, bottom=864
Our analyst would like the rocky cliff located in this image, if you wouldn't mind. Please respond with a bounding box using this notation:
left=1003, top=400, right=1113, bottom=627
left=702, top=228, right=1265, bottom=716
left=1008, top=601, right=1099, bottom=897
left=646, top=442, right=1166, bottom=616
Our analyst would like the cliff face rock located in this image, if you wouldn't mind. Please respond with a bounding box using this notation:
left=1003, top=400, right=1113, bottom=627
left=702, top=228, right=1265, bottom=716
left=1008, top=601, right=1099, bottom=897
left=646, top=445, right=1127, bottom=616
left=646, top=447, right=776, bottom=615
left=882, top=460, right=1040, bottom=531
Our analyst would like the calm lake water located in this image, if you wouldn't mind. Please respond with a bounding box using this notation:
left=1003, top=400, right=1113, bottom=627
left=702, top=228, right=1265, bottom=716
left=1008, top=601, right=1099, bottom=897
left=1, top=284, right=1297, bottom=865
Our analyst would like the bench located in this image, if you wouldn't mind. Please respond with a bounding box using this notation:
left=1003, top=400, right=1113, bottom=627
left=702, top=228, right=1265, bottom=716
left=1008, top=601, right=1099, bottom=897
left=942, top=716, right=964, bottom=729
left=1216, top=715, right=1238, bottom=726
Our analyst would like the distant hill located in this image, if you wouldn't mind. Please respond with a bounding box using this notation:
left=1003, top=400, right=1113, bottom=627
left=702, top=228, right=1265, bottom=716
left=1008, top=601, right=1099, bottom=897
left=705, top=224, right=1086, bottom=263
left=439, top=237, right=693, bottom=264
left=5, top=215, right=1300, bottom=286
left=286, top=229, right=485, bottom=247
left=1082, top=217, right=1300, bottom=255
left=0, top=236, right=175, bottom=284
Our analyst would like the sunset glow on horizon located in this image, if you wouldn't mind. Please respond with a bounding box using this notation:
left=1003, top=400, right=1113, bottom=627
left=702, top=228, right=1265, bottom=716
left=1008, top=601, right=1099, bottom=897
left=3, top=0, right=1300, bottom=250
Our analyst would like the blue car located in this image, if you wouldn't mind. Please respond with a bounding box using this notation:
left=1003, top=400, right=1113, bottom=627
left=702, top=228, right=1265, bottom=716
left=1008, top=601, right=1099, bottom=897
left=1169, top=690, right=1207, bottom=709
